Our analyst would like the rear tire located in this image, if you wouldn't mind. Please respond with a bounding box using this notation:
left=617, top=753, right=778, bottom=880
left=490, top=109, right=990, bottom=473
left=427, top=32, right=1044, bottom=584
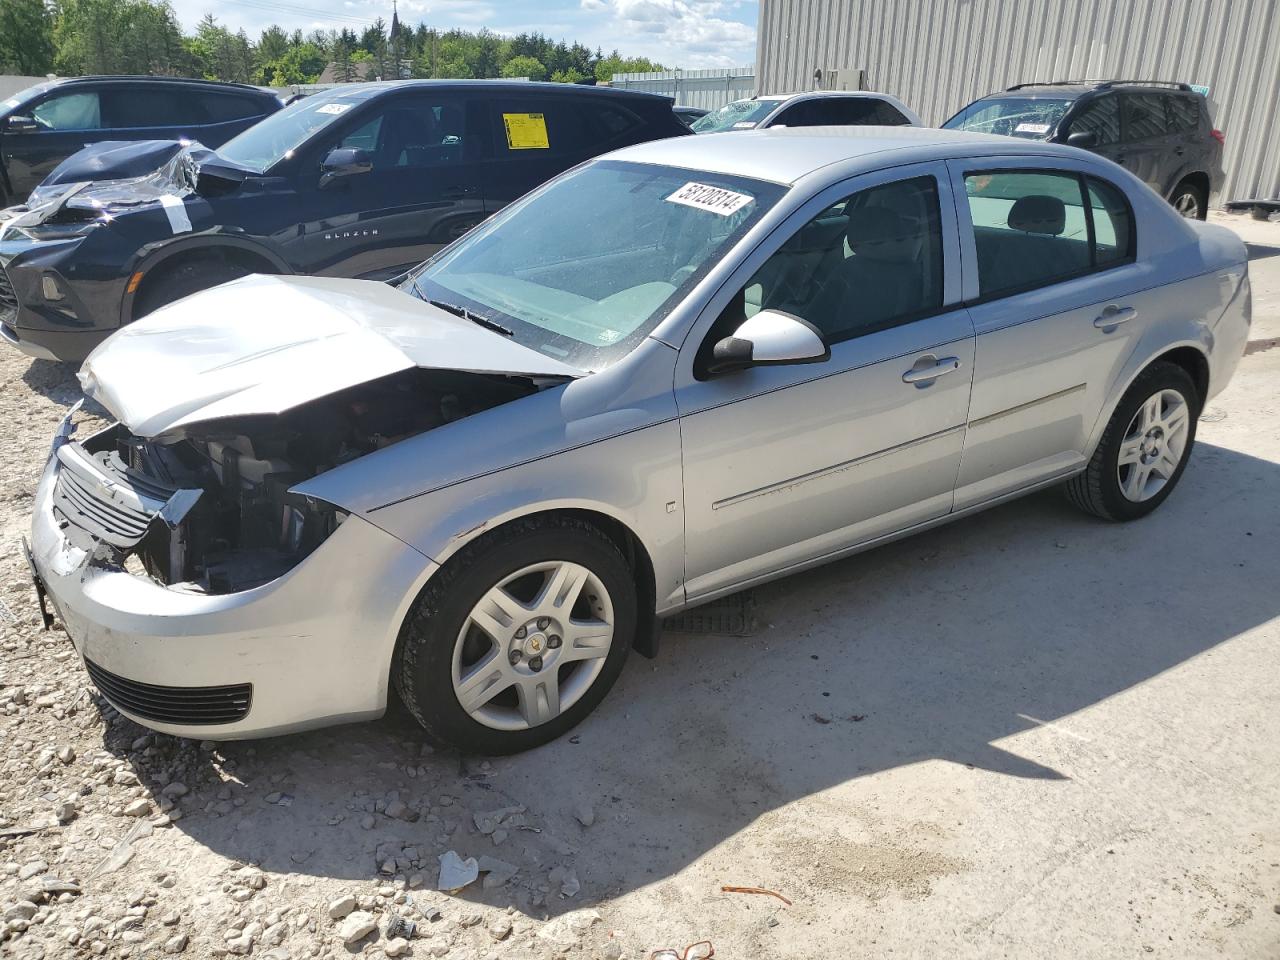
left=132, top=257, right=251, bottom=321
left=1170, top=179, right=1208, bottom=220
left=1065, top=362, right=1201, bottom=521
left=393, top=516, right=636, bottom=755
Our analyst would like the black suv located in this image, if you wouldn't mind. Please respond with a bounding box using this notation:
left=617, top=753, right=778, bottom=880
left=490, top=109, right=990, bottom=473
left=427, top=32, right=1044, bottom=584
left=0, top=76, right=283, bottom=205
left=0, top=80, right=688, bottom=362
left=943, top=80, right=1225, bottom=219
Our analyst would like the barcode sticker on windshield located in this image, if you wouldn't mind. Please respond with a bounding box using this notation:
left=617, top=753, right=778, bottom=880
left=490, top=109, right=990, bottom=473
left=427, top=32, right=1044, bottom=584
left=317, top=103, right=352, bottom=116
left=1015, top=122, right=1050, bottom=134
left=666, top=182, right=754, bottom=216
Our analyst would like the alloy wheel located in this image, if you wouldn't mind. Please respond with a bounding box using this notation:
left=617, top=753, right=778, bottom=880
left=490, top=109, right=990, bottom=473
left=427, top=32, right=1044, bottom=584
left=451, top=560, right=615, bottom=731
left=1173, top=191, right=1201, bottom=218
left=1116, top=388, right=1191, bottom=502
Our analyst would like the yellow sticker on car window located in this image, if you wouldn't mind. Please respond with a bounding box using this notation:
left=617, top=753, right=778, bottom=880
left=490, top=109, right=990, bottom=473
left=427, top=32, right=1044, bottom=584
left=503, top=113, right=550, bottom=150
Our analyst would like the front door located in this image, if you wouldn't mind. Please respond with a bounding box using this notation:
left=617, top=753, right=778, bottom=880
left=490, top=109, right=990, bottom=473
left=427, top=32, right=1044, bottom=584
left=3, top=88, right=104, bottom=198
left=675, top=166, right=976, bottom=601
left=294, top=93, right=488, bottom=279
left=950, top=161, right=1147, bottom=509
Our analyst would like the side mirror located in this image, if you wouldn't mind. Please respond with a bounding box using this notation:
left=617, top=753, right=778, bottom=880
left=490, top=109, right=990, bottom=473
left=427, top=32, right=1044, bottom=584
left=707, top=309, right=829, bottom=375
left=319, top=147, right=372, bottom=188
left=6, top=115, right=38, bottom=133
left=1065, top=130, right=1098, bottom=148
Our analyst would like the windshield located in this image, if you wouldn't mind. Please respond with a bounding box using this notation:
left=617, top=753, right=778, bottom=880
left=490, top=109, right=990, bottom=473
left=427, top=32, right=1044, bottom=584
left=406, top=160, right=786, bottom=371
left=943, top=97, right=1072, bottom=139
left=691, top=99, right=780, bottom=133
left=217, top=88, right=373, bottom=173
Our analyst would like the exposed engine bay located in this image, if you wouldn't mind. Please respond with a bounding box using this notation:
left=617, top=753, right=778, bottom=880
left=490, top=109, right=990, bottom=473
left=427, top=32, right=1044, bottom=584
left=60, top=368, right=542, bottom=594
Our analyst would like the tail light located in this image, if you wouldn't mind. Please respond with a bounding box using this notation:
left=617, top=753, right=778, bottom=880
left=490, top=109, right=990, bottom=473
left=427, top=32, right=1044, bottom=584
left=1211, top=129, right=1225, bottom=145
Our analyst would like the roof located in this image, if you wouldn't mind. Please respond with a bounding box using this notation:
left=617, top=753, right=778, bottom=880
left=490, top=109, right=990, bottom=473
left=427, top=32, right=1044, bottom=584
left=990, top=79, right=1196, bottom=99
left=312, top=79, right=674, bottom=103
left=46, top=75, right=269, bottom=94
left=608, top=125, right=1081, bottom=185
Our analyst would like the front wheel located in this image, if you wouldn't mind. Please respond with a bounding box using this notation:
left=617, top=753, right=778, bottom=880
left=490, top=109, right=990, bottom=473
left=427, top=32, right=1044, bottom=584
left=394, top=517, right=635, bottom=754
left=1065, top=362, right=1200, bottom=521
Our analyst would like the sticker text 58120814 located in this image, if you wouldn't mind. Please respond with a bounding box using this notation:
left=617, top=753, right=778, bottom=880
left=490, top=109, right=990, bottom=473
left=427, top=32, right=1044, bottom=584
left=665, top=182, right=755, bottom=217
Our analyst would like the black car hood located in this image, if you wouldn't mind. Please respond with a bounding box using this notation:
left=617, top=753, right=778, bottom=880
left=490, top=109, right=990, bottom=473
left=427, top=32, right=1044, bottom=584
left=25, top=140, right=257, bottom=209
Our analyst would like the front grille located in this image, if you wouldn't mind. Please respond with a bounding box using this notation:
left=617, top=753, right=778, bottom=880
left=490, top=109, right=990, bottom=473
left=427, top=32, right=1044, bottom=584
left=85, top=657, right=252, bottom=726
left=0, top=265, right=15, bottom=311
left=53, top=443, right=186, bottom=550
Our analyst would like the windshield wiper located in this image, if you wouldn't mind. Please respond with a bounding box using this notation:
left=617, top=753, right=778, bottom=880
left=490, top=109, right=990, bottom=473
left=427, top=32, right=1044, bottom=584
left=425, top=298, right=514, bottom=337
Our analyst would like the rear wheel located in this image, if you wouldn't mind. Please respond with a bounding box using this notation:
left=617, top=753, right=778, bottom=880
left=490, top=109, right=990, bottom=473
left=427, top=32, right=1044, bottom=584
left=394, top=517, right=636, bottom=754
left=1065, top=362, right=1200, bottom=521
left=1170, top=179, right=1208, bottom=220
left=132, top=256, right=252, bottom=321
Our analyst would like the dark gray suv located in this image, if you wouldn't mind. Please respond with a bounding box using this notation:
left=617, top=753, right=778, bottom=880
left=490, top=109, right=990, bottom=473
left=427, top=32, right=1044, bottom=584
left=943, top=80, right=1225, bottom=219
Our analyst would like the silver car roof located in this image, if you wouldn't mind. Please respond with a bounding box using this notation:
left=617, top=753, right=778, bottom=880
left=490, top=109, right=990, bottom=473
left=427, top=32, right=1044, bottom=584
left=609, top=126, right=1086, bottom=185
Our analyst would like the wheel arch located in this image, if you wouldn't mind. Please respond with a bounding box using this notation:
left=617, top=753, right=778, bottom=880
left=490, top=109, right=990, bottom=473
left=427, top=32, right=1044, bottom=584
left=123, top=237, right=291, bottom=324
left=398, top=503, right=663, bottom=660
left=1086, top=341, right=1211, bottom=457
left=1167, top=170, right=1210, bottom=204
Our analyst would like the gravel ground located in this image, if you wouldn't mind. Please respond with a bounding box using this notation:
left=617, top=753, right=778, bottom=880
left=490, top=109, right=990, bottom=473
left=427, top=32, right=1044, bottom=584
left=1, top=213, right=1279, bottom=960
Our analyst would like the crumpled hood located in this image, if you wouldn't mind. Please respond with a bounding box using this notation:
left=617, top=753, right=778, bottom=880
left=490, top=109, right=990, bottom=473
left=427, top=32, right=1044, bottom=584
left=78, top=274, right=584, bottom=438
left=24, top=140, right=253, bottom=213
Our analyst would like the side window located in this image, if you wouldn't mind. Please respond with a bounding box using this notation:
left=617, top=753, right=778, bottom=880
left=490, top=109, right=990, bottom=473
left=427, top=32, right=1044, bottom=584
left=493, top=98, right=588, bottom=158
left=30, top=92, right=100, bottom=131
left=741, top=176, right=943, bottom=343
left=964, top=170, right=1133, bottom=299
left=201, top=93, right=268, bottom=123
left=340, top=98, right=466, bottom=170
left=101, top=88, right=188, bottom=128
left=580, top=102, right=644, bottom=145
left=1088, top=176, right=1135, bottom=266
left=831, top=98, right=906, bottom=125
left=1165, top=95, right=1200, bottom=133
left=871, top=100, right=912, bottom=125
left=1066, top=95, right=1120, bottom=144
left=1122, top=93, right=1169, bottom=141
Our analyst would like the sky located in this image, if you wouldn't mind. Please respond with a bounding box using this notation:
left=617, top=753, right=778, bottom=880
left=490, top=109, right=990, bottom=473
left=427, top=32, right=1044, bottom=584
left=166, top=0, right=760, bottom=69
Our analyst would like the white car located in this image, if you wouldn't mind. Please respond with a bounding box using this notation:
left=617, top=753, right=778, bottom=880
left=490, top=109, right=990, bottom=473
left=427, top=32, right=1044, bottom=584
left=29, top=127, right=1250, bottom=754
left=690, top=90, right=921, bottom=133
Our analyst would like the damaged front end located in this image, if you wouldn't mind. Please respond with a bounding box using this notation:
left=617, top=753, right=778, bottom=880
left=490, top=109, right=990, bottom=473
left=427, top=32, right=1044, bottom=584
left=54, top=367, right=542, bottom=595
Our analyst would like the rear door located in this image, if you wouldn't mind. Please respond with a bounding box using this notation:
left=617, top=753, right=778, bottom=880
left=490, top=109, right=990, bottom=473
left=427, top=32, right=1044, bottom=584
left=480, top=93, right=646, bottom=215
left=950, top=160, right=1145, bottom=508
left=293, top=91, right=488, bottom=279
left=1118, top=92, right=1174, bottom=192
left=2, top=88, right=103, bottom=197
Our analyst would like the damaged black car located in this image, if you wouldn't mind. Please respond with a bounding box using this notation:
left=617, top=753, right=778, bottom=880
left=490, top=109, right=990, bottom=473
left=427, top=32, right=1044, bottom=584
left=0, top=80, right=688, bottom=362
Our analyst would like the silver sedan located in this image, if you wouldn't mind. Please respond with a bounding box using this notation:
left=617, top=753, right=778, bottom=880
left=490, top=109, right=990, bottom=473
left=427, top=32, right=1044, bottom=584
left=29, top=127, right=1251, bottom=753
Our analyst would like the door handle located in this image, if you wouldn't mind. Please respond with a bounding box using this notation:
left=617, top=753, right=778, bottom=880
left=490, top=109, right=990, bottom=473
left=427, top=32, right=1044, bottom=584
left=1094, top=305, right=1137, bottom=329
left=441, top=185, right=478, bottom=199
left=902, top=356, right=961, bottom=384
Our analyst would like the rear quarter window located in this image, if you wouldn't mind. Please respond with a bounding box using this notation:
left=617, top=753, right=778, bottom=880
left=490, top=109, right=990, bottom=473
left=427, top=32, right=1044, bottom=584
left=1165, top=95, right=1201, bottom=133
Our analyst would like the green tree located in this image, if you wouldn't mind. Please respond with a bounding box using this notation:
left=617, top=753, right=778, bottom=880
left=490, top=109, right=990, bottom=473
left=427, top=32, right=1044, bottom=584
left=502, top=55, right=545, bottom=81
left=550, top=67, right=586, bottom=84
left=0, top=0, right=54, bottom=75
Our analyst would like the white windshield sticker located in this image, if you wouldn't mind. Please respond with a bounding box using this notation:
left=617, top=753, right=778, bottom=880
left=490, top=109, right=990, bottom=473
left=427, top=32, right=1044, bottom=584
left=732, top=121, right=756, bottom=129
left=1015, top=122, right=1051, bottom=134
left=665, top=182, right=754, bottom=217
left=158, top=194, right=192, bottom=234
left=316, top=102, right=352, bottom=116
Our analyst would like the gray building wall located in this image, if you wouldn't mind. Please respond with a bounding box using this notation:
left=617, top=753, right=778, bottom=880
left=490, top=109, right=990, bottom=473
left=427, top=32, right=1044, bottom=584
left=756, top=0, right=1280, bottom=202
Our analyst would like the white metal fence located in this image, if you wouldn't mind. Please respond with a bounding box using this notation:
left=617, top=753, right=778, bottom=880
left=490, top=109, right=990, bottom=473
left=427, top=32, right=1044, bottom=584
left=609, top=67, right=755, bottom=112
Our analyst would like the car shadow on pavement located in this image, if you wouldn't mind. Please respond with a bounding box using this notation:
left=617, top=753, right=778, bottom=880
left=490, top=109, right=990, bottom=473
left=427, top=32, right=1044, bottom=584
left=93, top=438, right=1279, bottom=919
left=20, top=359, right=82, bottom=408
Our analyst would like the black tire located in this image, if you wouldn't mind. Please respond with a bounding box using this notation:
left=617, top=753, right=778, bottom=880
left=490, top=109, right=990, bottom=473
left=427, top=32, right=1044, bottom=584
left=393, top=516, right=636, bottom=755
left=1065, top=362, right=1201, bottom=521
left=133, top=257, right=250, bottom=321
left=1169, top=178, right=1208, bottom=220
